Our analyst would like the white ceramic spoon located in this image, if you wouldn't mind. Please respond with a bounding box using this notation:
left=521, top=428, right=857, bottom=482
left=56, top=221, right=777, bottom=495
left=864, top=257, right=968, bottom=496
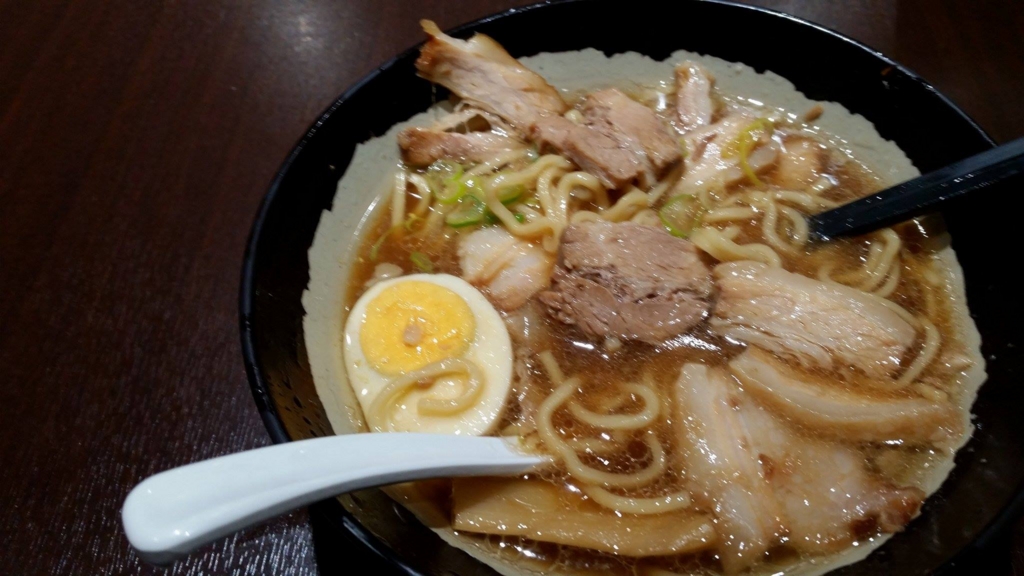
left=122, top=433, right=547, bottom=565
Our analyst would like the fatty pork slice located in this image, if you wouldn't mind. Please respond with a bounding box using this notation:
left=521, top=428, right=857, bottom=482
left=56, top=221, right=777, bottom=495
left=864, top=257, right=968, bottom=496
left=775, top=137, right=826, bottom=190
left=675, top=61, right=715, bottom=132
left=398, top=127, right=525, bottom=167
left=675, top=363, right=926, bottom=569
left=530, top=115, right=643, bottom=189
left=458, top=226, right=554, bottom=311
left=736, top=387, right=925, bottom=554
left=531, top=88, right=681, bottom=189
left=675, top=110, right=779, bottom=194
left=540, top=221, right=713, bottom=344
left=415, top=20, right=567, bottom=136
left=583, top=88, right=681, bottom=174
left=674, top=363, right=785, bottom=572
left=729, top=348, right=960, bottom=445
left=711, top=261, right=916, bottom=378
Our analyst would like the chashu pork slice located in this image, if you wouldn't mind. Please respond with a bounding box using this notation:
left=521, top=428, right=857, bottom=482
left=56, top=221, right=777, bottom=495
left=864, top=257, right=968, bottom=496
left=737, top=396, right=924, bottom=554
left=729, top=348, right=960, bottom=445
left=415, top=20, right=567, bottom=136
left=582, top=88, right=681, bottom=174
left=674, top=110, right=779, bottom=195
left=398, top=127, right=525, bottom=167
left=675, top=363, right=785, bottom=572
left=540, top=221, right=713, bottom=344
left=676, top=362, right=927, bottom=570
left=712, top=260, right=917, bottom=378
left=532, top=88, right=681, bottom=189
left=674, top=60, right=715, bottom=133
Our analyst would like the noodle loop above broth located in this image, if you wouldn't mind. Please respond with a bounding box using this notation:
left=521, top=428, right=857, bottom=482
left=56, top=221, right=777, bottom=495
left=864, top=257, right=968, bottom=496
left=366, top=357, right=486, bottom=432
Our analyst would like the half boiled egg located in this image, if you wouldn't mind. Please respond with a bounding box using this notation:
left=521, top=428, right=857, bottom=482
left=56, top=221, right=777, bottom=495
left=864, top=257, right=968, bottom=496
left=344, top=273, right=513, bottom=435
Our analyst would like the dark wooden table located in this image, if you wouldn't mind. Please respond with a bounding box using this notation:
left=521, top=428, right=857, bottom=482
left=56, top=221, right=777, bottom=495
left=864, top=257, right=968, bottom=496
left=2, top=1, right=1023, bottom=574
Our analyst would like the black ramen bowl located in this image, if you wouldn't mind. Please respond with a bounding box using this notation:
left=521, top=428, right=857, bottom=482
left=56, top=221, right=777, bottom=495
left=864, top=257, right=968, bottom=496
left=240, top=1, right=1024, bottom=573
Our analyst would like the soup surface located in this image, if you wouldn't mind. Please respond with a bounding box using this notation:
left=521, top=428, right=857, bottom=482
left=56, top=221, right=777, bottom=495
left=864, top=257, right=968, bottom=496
left=310, top=20, right=984, bottom=576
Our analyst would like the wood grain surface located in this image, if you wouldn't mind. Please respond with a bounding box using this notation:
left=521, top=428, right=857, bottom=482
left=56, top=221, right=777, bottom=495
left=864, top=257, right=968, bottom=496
left=2, top=1, right=1023, bottom=574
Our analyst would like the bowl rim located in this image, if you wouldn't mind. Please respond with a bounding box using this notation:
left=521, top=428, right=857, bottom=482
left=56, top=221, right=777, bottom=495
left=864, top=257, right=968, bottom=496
left=239, top=0, right=1015, bottom=573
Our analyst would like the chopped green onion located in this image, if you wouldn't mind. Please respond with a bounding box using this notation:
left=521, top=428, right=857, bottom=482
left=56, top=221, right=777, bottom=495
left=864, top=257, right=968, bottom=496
left=445, top=195, right=486, bottom=228
left=436, top=180, right=465, bottom=204
left=659, top=194, right=704, bottom=238
left=463, top=177, right=485, bottom=199
left=410, top=251, right=433, bottom=273
left=723, top=118, right=774, bottom=187
left=438, top=176, right=484, bottom=204
left=495, top=183, right=526, bottom=205
left=426, top=160, right=463, bottom=186
left=523, top=196, right=542, bottom=209
left=428, top=160, right=468, bottom=203
left=484, top=210, right=499, bottom=225
left=436, top=183, right=461, bottom=203
left=403, top=213, right=420, bottom=231
left=513, top=212, right=526, bottom=223
left=369, top=228, right=392, bottom=261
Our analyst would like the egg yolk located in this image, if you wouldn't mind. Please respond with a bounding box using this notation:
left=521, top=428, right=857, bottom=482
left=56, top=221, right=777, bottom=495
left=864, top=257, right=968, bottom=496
left=360, top=280, right=476, bottom=375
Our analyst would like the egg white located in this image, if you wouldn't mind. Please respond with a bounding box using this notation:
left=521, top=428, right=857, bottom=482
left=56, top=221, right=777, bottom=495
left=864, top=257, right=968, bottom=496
left=343, top=273, right=513, bottom=435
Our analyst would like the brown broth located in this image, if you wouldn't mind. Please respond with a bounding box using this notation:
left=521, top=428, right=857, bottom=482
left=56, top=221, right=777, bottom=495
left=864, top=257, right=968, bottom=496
left=342, top=108, right=971, bottom=575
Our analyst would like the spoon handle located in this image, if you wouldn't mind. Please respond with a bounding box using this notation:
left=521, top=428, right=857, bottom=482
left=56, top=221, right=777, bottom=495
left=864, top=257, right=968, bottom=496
left=808, top=137, right=1024, bottom=240
left=122, top=433, right=546, bottom=565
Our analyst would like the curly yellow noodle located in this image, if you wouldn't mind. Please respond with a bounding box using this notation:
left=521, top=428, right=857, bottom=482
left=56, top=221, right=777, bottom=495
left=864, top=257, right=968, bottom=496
left=690, top=227, right=782, bottom=267
left=549, top=173, right=575, bottom=224
left=491, top=154, right=573, bottom=188
left=876, top=295, right=918, bottom=326
left=485, top=192, right=560, bottom=239
left=558, top=171, right=607, bottom=208
left=406, top=173, right=433, bottom=216
left=534, top=353, right=676, bottom=492
left=515, top=204, right=544, bottom=221
left=780, top=205, right=809, bottom=245
left=569, top=211, right=601, bottom=224
left=820, top=229, right=901, bottom=294
left=534, top=167, right=560, bottom=217
left=718, top=192, right=743, bottom=207
left=568, top=383, right=661, bottom=430
left=864, top=295, right=942, bottom=388
left=465, top=148, right=529, bottom=176
left=366, top=358, right=485, bottom=432
left=568, top=436, right=621, bottom=455
left=631, top=209, right=661, bottom=227
left=897, top=316, right=941, bottom=386
left=390, top=170, right=407, bottom=228
left=720, top=225, right=742, bottom=240
left=418, top=208, right=446, bottom=236
left=484, top=156, right=575, bottom=240
left=703, top=206, right=756, bottom=223
left=695, top=186, right=719, bottom=211
left=538, top=350, right=565, bottom=385
left=873, top=262, right=902, bottom=297
left=574, top=188, right=648, bottom=223
left=759, top=197, right=801, bottom=255
left=541, top=233, right=560, bottom=254
left=581, top=486, right=692, bottom=515
left=646, top=164, right=683, bottom=206
left=772, top=189, right=837, bottom=210
left=856, top=229, right=901, bottom=292
left=551, top=430, right=669, bottom=489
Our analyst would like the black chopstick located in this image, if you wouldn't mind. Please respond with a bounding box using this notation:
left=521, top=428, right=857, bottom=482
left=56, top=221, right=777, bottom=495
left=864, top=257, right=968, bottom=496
left=808, top=137, right=1024, bottom=241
